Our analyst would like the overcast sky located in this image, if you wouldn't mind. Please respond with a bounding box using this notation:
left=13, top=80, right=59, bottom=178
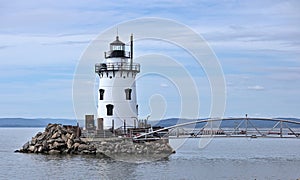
left=0, top=0, right=299, bottom=119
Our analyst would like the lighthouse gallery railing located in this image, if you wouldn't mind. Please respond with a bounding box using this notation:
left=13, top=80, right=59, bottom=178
left=95, top=62, right=140, bottom=73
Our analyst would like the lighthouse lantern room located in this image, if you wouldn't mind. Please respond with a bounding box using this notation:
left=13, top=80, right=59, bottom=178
left=95, top=34, right=140, bottom=130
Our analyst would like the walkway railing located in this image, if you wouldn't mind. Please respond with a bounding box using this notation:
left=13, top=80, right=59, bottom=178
left=133, top=117, right=300, bottom=140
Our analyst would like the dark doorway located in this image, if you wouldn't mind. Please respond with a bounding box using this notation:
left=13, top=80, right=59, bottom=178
left=106, top=104, right=114, bottom=116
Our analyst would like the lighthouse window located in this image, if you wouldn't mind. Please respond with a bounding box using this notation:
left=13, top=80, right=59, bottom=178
left=125, top=88, right=132, bottom=100
left=106, top=104, right=114, bottom=116
left=99, top=89, right=105, bottom=100
left=113, top=45, right=122, bottom=50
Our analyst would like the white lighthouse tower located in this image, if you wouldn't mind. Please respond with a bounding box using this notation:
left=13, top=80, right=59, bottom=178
left=95, top=34, right=140, bottom=130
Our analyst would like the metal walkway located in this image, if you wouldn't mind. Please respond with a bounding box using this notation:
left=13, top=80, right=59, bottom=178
left=134, top=117, right=300, bottom=140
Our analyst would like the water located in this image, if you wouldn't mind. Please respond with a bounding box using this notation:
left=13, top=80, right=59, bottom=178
left=1, top=128, right=300, bottom=179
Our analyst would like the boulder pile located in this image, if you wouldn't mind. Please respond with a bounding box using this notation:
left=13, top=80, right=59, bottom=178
left=15, top=124, right=96, bottom=155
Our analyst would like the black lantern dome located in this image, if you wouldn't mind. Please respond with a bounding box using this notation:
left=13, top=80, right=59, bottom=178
left=105, top=36, right=129, bottom=58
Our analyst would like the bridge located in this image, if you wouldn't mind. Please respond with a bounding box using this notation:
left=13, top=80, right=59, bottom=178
left=133, top=117, right=300, bottom=140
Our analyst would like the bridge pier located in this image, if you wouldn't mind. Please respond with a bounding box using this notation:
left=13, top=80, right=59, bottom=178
left=280, top=121, right=283, bottom=138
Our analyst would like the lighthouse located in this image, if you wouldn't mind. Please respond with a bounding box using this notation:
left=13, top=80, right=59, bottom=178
left=95, top=34, right=140, bottom=130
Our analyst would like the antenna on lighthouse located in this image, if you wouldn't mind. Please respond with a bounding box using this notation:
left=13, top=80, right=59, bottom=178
left=130, top=34, right=133, bottom=70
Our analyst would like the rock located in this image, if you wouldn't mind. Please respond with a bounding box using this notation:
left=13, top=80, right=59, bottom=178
left=105, top=150, right=110, bottom=155
left=81, top=150, right=92, bottom=154
left=52, top=141, right=58, bottom=147
left=51, top=132, right=59, bottom=139
left=46, top=124, right=56, bottom=134
left=48, top=150, right=60, bottom=155
left=46, top=139, right=55, bottom=144
left=78, top=144, right=89, bottom=151
left=61, top=134, right=68, bottom=142
left=101, top=142, right=107, bottom=146
left=143, top=147, right=148, bottom=152
left=22, top=141, right=30, bottom=150
left=74, top=138, right=81, bottom=143
left=37, top=132, right=47, bottom=141
left=115, top=144, right=120, bottom=150
left=46, top=124, right=55, bottom=131
left=42, top=141, right=48, bottom=149
left=35, top=132, right=42, bottom=138
left=72, top=143, right=80, bottom=150
left=60, top=128, right=67, bottom=135
left=88, top=145, right=96, bottom=151
left=54, top=138, right=64, bottom=143
left=65, top=133, right=71, bottom=139
left=31, top=138, right=37, bottom=145
left=48, top=143, right=54, bottom=150
left=67, top=139, right=73, bottom=149
left=52, top=142, right=65, bottom=149
left=37, top=146, right=43, bottom=153
left=120, top=148, right=127, bottom=153
left=70, top=134, right=75, bottom=140
left=28, top=145, right=36, bottom=152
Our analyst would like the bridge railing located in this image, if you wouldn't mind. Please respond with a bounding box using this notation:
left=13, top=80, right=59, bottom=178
left=133, top=118, right=300, bottom=140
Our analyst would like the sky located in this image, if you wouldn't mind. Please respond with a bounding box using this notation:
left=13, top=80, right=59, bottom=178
left=0, top=0, right=299, bottom=119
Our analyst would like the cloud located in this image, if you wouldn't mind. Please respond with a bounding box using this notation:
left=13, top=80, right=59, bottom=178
left=160, top=83, right=169, bottom=87
left=0, top=45, right=11, bottom=50
left=41, top=40, right=90, bottom=46
left=0, top=33, right=94, bottom=46
left=0, top=0, right=299, bottom=118
left=247, top=85, right=265, bottom=91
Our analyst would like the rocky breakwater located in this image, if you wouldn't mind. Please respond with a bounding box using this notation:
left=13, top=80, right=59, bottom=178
left=91, top=138, right=175, bottom=160
left=15, top=124, right=96, bottom=155
left=15, top=123, right=175, bottom=160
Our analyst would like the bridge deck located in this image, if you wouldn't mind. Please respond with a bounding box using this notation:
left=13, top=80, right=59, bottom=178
left=133, top=118, right=300, bottom=140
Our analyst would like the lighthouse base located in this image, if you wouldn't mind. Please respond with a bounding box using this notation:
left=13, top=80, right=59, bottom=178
left=88, top=138, right=175, bottom=162
left=103, top=117, right=137, bottom=130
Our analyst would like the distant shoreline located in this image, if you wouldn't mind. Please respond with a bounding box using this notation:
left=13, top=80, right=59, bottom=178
left=1, top=117, right=300, bottom=128
left=0, top=118, right=77, bottom=128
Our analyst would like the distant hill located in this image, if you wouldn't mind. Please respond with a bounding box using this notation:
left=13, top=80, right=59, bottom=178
left=1, top=117, right=299, bottom=128
left=0, top=118, right=77, bottom=127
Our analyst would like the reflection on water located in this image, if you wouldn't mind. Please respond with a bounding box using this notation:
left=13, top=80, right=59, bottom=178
left=1, top=128, right=300, bottom=179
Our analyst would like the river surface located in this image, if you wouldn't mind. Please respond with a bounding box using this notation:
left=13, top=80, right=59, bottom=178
left=0, top=128, right=300, bottom=179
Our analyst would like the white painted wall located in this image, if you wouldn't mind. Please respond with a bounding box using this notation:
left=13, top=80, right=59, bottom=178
left=97, top=70, right=139, bottom=129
